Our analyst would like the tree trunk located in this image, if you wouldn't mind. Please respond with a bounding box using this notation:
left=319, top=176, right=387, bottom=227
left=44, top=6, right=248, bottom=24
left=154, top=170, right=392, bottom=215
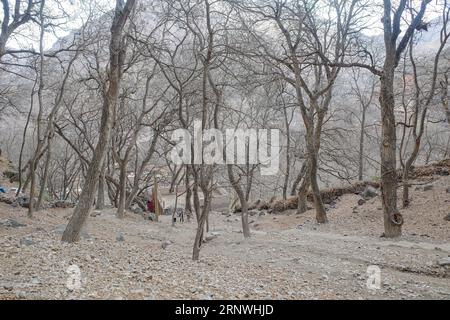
left=192, top=213, right=206, bottom=261
left=28, top=164, right=37, bottom=218
left=96, top=164, right=106, bottom=210
left=117, top=161, right=127, bottom=219
left=37, top=145, right=51, bottom=210
left=379, top=72, right=403, bottom=237
left=358, top=106, right=367, bottom=181
left=308, top=146, right=327, bottom=223
left=227, top=164, right=251, bottom=238
left=62, top=0, right=136, bottom=243
left=291, top=162, right=306, bottom=196
left=297, top=163, right=310, bottom=214
left=185, top=166, right=192, bottom=222
left=402, top=169, right=410, bottom=208
left=282, top=106, right=291, bottom=200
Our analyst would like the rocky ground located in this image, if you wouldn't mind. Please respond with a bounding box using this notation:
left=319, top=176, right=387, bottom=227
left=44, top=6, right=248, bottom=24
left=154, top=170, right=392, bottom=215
left=0, top=175, right=449, bottom=300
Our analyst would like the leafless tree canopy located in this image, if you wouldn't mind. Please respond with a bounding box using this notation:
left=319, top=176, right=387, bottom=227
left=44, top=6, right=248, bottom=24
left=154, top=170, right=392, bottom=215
left=0, top=0, right=449, bottom=261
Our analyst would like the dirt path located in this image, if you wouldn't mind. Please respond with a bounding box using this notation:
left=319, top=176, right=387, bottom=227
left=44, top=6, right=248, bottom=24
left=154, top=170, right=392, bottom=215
left=0, top=176, right=449, bottom=300
left=1, top=201, right=449, bottom=300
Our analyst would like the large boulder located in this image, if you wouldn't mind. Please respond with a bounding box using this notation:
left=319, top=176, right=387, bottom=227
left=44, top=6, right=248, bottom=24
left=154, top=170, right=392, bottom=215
left=438, top=257, right=450, bottom=267
left=52, top=200, right=76, bottom=209
left=132, top=206, right=143, bottom=215
left=144, top=212, right=157, bottom=222
left=17, top=196, right=34, bottom=209
left=0, top=218, right=26, bottom=228
left=362, top=186, right=379, bottom=200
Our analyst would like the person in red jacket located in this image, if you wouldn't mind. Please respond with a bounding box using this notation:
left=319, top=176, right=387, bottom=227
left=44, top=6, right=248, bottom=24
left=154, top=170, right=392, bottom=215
left=147, top=196, right=155, bottom=213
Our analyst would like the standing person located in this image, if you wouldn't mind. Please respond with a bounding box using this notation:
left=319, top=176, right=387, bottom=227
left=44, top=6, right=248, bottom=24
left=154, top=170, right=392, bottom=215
left=147, top=195, right=155, bottom=213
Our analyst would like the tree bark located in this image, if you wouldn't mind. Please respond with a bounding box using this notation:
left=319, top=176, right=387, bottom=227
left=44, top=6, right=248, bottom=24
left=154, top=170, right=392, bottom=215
left=358, top=106, right=367, bottom=181
left=62, top=0, right=136, bottom=243
left=297, top=162, right=310, bottom=214
left=96, top=163, right=106, bottom=210
left=227, top=165, right=251, bottom=238
left=117, top=161, right=127, bottom=219
left=379, top=70, right=403, bottom=237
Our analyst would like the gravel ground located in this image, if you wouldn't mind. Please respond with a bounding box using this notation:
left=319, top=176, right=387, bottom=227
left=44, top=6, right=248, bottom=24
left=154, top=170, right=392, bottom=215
left=0, top=176, right=449, bottom=300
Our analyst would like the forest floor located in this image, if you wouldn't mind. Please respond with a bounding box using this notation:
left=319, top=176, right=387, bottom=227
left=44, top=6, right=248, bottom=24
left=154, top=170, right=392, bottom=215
left=0, top=175, right=449, bottom=300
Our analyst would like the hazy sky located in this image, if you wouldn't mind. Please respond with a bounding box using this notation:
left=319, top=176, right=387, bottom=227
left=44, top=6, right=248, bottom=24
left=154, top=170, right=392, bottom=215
left=1, top=0, right=446, bottom=51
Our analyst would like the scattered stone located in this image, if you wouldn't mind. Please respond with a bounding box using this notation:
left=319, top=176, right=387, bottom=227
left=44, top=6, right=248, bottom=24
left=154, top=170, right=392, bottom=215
left=15, top=291, right=27, bottom=299
left=363, top=186, right=378, bottom=200
left=3, top=285, right=13, bottom=291
left=0, top=195, right=15, bottom=205
left=0, top=219, right=26, bottom=228
left=161, top=240, right=172, bottom=250
left=446, top=187, right=450, bottom=194
left=31, top=277, right=40, bottom=285
left=116, top=233, right=125, bottom=242
left=90, top=211, right=101, bottom=218
left=19, top=237, right=35, bottom=246
left=132, top=207, right=144, bottom=215
left=130, top=288, right=145, bottom=295
left=52, top=224, right=91, bottom=240
left=52, top=200, right=75, bottom=209
left=444, top=214, right=450, bottom=222
left=423, top=185, right=434, bottom=192
left=358, top=199, right=366, bottom=206
left=438, top=258, right=450, bottom=267
left=205, top=232, right=220, bottom=242
left=17, top=196, right=34, bottom=209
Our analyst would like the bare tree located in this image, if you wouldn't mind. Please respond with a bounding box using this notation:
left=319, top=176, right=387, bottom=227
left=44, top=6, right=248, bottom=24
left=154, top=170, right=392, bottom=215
left=62, top=0, right=136, bottom=243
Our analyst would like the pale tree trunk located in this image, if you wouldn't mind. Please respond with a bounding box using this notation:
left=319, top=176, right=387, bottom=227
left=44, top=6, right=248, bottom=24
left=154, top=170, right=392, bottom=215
left=443, top=75, right=450, bottom=124
left=376, top=0, right=430, bottom=237
left=117, top=161, right=127, bottom=219
left=291, top=161, right=306, bottom=196
left=96, top=163, right=106, bottom=210
left=62, top=0, right=136, bottom=243
left=192, top=192, right=211, bottom=261
left=185, top=166, right=192, bottom=222
left=307, top=133, right=327, bottom=223
left=282, top=105, right=292, bottom=200
left=227, top=165, right=251, bottom=238
left=36, top=26, right=81, bottom=211
left=192, top=0, right=217, bottom=261
left=297, top=162, right=310, bottom=214
left=37, top=145, right=51, bottom=209
left=28, top=0, right=46, bottom=218
left=379, top=14, right=402, bottom=237
left=125, top=136, right=159, bottom=209
left=358, top=106, right=367, bottom=181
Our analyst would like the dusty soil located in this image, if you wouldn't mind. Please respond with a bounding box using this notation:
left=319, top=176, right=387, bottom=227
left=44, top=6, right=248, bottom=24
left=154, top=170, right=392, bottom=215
left=0, top=175, right=449, bottom=300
